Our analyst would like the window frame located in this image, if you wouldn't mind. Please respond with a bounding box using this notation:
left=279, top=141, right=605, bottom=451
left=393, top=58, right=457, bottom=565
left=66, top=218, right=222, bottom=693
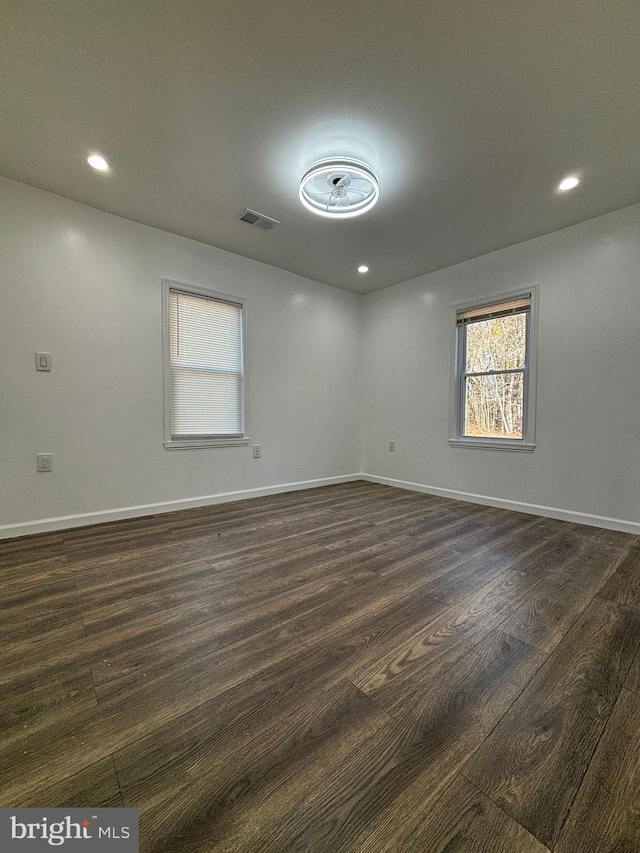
left=162, top=278, right=250, bottom=450
left=448, top=285, right=538, bottom=452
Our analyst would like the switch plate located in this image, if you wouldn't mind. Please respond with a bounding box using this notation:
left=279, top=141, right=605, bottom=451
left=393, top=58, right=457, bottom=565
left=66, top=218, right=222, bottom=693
left=253, top=444, right=262, bottom=458
left=388, top=440, right=396, bottom=452
left=36, top=352, right=52, bottom=371
left=37, top=453, right=53, bottom=472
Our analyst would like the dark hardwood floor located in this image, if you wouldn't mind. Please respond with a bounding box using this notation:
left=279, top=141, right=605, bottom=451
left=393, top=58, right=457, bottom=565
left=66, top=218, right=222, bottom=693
left=1, top=481, right=639, bottom=852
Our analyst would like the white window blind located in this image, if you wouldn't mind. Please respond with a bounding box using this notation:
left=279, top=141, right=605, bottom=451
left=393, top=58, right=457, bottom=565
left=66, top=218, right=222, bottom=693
left=169, top=289, right=244, bottom=439
left=456, top=296, right=530, bottom=325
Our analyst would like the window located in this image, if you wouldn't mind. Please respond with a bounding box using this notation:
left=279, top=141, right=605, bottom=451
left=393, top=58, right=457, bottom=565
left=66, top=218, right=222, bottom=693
left=450, top=288, right=537, bottom=451
left=163, top=280, right=249, bottom=449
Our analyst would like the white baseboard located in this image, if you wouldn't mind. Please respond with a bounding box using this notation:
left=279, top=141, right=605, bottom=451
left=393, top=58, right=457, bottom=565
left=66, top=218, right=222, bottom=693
left=0, top=474, right=363, bottom=539
left=3, top=471, right=638, bottom=539
left=362, top=473, right=640, bottom=535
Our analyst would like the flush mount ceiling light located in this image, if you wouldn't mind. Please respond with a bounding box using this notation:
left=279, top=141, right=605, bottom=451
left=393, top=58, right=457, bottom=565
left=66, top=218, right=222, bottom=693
left=358, top=264, right=369, bottom=273
left=558, top=174, right=580, bottom=192
left=299, top=158, right=379, bottom=219
left=87, top=153, right=110, bottom=172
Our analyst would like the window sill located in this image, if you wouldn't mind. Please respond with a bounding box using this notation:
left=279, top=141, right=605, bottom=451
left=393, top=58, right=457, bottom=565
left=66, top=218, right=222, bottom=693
left=164, top=438, right=251, bottom=450
left=448, top=438, right=535, bottom=452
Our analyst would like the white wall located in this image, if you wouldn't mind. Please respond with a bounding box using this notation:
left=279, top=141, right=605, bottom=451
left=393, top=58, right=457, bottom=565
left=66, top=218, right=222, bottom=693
left=362, top=203, right=640, bottom=531
left=0, top=178, right=363, bottom=535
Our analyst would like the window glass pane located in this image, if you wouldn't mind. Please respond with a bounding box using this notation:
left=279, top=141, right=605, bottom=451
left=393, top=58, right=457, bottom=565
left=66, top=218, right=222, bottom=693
left=465, top=313, right=526, bottom=373
left=170, top=293, right=242, bottom=372
left=464, top=372, right=524, bottom=439
left=171, top=368, right=243, bottom=436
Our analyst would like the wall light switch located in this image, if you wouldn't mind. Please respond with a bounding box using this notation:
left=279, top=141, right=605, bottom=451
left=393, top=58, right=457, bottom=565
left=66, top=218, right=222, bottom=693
left=388, top=440, right=396, bottom=452
left=253, top=445, right=262, bottom=458
left=36, top=352, right=52, bottom=371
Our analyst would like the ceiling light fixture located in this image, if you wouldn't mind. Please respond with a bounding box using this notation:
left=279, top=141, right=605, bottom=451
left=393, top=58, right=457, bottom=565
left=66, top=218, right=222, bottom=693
left=358, top=264, right=369, bottom=273
left=558, top=174, right=580, bottom=192
left=87, top=153, right=110, bottom=172
left=299, top=158, right=379, bottom=219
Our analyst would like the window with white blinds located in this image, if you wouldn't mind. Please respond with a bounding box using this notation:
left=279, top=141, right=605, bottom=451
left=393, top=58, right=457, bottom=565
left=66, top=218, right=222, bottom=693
left=163, top=282, right=247, bottom=447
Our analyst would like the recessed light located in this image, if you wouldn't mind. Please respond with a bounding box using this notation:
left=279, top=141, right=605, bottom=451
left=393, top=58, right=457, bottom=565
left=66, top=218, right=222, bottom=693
left=358, top=264, right=369, bottom=273
left=558, top=174, right=580, bottom=192
left=87, top=154, right=110, bottom=172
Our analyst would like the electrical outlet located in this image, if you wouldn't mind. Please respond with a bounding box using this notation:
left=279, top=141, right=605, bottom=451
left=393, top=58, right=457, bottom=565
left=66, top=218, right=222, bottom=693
left=253, top=444, right=262, bottom=458
left=37, top=453, right=53, bottom=472
left=388, top=440, right=396, bottom=452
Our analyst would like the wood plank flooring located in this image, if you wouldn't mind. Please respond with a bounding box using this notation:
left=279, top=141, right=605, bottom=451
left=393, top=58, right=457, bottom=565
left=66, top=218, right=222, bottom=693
left=1, top=481, right=639, bottom=852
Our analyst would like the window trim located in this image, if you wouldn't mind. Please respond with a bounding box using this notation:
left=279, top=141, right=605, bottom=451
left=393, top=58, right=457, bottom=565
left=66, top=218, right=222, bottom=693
left=448, top=284, right=538, bottom=452
left=162, top=278, right=250, bottom=450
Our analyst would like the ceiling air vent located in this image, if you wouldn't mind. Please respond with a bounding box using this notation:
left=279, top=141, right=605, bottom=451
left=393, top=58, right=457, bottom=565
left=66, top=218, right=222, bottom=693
left=239, top=208, right=280, bottom=231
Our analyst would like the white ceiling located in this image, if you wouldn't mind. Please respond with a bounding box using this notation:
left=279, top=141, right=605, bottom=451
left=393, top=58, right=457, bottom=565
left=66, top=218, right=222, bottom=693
left=1, top=0, right=639, bottom=294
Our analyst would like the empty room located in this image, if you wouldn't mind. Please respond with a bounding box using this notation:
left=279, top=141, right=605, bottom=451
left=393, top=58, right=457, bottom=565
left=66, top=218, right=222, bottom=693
left=1, top=1, right=639, bottom=851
